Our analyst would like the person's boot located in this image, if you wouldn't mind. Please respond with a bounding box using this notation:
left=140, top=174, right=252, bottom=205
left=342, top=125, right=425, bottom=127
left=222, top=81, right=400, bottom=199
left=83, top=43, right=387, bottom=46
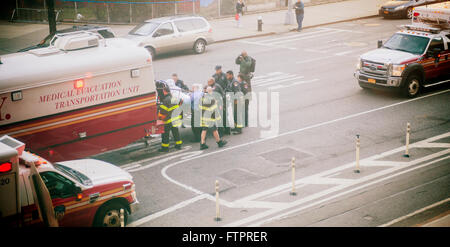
left=158, top=146, right=169, bottom=152
left=232, top=128, right=242, bottom=135
left=217, top=140, right=227, bottom=148
left=200, top=143, right=209, bottom=150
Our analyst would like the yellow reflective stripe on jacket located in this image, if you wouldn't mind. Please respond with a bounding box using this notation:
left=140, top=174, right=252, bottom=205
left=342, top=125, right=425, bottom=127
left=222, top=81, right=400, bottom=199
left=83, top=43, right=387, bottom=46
left=176, top=140, right=182, bottom=145
left=201, top=116, right=222, bottom=122
left=160, top=104, right=179, bottom=112
left=161, top=143, right=170, bottom=147
left=200, top=104, right=217, bottom=111
left=164, top=115, right=182, bottom=124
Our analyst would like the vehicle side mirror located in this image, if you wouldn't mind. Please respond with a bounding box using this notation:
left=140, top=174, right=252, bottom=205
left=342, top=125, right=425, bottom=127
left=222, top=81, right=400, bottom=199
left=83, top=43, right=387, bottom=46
left=377, top=40, right=383, bottom=48
left=427, top=48, right=441, bottom=58
left=73, top=186, right=82, bottom=201
left=54, top=205, right=66, bottom=221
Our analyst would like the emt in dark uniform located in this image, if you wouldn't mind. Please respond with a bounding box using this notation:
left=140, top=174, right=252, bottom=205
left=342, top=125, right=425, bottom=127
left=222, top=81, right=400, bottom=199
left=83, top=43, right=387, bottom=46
left=235, top=51, right=253, bottom=127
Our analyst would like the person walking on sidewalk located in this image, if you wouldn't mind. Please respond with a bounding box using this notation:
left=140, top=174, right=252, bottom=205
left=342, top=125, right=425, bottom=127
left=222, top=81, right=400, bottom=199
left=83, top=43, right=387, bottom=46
left=294, top=0, right=305, bottom=32
left=199, top=86, right=227, bottom=150
left=236, top=0, right=245, bottom=28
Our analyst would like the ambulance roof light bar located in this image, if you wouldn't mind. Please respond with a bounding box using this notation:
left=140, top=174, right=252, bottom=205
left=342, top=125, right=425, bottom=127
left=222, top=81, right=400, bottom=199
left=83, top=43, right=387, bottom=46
left=403, top=24, right=441, bottom=34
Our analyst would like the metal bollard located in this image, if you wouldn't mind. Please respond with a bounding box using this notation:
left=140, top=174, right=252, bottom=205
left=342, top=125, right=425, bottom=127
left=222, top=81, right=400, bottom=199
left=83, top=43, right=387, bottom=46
left=290, top=157, right=297, bottom=196
left=120, top=208, right=125, bottom=227
left=354, top=134, right=360, bottom=173
left=403, top=123, right=411, bottom=158
left=214, top=180, right=221, bottom=221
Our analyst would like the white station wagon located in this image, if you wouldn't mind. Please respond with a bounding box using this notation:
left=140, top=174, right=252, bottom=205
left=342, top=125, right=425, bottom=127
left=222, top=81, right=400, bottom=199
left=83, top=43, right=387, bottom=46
left=126, top=15, right=214, bottom=58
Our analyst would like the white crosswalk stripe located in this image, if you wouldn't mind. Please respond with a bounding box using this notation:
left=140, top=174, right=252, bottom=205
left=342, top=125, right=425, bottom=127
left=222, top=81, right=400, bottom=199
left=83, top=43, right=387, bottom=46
left=252, top=72, right=319, bottom=91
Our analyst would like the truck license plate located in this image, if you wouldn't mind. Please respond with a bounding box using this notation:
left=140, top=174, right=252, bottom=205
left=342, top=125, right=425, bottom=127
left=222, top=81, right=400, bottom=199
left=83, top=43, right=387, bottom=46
left=368, top=78, right=376, bottom=84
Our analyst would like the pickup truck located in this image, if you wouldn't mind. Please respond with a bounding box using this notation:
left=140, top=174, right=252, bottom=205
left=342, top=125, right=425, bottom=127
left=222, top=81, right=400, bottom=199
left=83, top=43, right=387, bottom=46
left=355, top=2, right=450, bottom=97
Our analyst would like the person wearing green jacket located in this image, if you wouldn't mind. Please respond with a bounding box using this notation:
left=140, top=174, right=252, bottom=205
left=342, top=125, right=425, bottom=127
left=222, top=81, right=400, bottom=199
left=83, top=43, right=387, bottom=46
left=235, top=50, right=253, bottom=127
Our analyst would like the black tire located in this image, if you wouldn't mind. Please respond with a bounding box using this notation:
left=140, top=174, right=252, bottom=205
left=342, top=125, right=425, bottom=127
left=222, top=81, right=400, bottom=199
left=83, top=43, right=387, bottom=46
left=402, top=74, right=421, bottom=98
left=406, top=7, right=413, bottom=19
left=145, top=46, right=155, bottom=59
left=93, top=202, right=128, bottom=227
left=193, top=39, right=206, bottom=54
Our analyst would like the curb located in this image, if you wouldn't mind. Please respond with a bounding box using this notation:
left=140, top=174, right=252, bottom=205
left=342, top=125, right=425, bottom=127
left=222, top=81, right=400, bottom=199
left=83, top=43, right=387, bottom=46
left=214, top=14, right=379, bottom=43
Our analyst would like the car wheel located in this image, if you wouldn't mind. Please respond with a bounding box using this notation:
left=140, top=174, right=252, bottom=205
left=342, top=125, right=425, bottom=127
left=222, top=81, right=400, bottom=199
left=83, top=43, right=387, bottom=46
left=145, top=46, right=155, bottom=59
left=193, top=39, right=206, bottom=54
left=402, top=74, right=421, bottom=98
left=406, top=7, right=413, bottom=19
left=94, top=202, right=127, bottom=227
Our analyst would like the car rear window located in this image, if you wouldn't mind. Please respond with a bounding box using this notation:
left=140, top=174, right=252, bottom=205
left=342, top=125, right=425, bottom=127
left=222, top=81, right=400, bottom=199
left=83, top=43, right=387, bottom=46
left=191, top=19, right=208, bottom=29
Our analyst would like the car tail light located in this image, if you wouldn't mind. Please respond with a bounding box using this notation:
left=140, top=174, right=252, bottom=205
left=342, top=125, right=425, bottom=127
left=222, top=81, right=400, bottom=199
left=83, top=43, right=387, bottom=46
left=208, top=28, right=212, bottom=33
left=0, top=162, right=12, bottom=173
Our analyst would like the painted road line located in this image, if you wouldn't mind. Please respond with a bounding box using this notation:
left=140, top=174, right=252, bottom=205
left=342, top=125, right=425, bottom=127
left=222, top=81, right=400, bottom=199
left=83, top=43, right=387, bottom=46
left=130, top=132, right=449, bottom=226
left=318, top=27, right=365, bottom=34
left=157, top=90, right=450, bottom=198
left=255, top=76, right=306, bottom=87
left=242, top=155, right=450, bottom=227
left=124, top=146, right=192, bottom=172
left=379, top=197, right=450, bottom=227
left=296, top=56, right=335, bottom=64
left=238, top=40, right=297, bottom=50
left=267, top=79, right=320, bottom=91
left=267, top=31, right=344, bottom=45
left=127, top=193, right=209, bottom=227
left=252, top=74, right=299, bottom=85
left=257, top=29, right=332, bottom=43
left=233, top=146, right=450, bottom=211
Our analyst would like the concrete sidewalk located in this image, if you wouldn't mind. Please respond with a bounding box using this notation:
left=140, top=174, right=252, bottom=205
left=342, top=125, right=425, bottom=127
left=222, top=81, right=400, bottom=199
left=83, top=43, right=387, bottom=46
left=0, top=0, right=388, bottom=55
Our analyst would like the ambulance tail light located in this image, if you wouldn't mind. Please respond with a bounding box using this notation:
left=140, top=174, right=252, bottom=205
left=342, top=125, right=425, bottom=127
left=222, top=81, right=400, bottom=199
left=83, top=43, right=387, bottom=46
left=74, top=79, right=85, bottom=89
left=0, top=162, right=12, bottom=173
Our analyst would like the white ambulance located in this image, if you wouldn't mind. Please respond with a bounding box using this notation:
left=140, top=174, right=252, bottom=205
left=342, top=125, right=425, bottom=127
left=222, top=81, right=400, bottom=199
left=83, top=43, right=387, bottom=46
left=0, top=32, right=164, bottom=162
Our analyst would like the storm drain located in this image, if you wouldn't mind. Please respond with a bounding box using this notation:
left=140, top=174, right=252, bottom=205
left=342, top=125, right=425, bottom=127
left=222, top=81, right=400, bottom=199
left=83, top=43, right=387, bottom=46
left=259, top=147, right=312, bottom=164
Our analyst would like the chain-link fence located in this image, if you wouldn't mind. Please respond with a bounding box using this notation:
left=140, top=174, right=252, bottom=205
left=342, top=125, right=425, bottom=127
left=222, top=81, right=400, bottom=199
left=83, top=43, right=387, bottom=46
left=8, top=0, right=345, bottom=24
left=8, top=0, right=287, bottom=24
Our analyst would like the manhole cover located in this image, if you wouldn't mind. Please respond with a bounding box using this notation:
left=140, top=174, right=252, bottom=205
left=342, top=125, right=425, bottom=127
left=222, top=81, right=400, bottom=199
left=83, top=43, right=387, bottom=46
left=218, top=168, right=262, bottom=186
left=259, top=147, right=311, bottom=164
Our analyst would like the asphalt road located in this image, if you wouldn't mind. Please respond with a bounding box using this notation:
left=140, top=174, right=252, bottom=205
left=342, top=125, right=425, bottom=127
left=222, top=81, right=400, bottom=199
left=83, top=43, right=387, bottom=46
left=95, top=17, right=449, bottom=227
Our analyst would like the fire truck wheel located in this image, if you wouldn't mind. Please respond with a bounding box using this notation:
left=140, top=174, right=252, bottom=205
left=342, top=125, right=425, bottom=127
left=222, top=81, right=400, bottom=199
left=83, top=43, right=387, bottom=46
left=403, top=74, right=421, bottom=98
left=94, top=202, right=128, bottom=227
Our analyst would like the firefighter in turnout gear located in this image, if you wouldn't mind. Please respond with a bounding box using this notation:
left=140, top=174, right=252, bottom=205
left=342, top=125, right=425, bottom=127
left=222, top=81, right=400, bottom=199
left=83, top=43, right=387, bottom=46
left=158, top=85, right=183, bottom=152
left=200, top=86, right=227, bottom=150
